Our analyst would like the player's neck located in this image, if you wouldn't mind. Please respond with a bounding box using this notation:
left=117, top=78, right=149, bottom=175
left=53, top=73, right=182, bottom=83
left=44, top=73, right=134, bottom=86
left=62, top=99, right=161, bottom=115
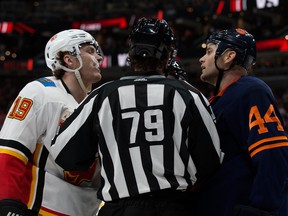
left=62, top=74, right=88, bottom=103
left=219, top=68, right=246, bottom=92
left=70, top=86, right=87, bottom=103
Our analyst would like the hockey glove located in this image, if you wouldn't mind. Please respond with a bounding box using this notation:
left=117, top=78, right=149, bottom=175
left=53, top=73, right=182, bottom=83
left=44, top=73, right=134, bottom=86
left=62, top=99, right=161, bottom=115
left=165, top=60, right=187, bottom=81
left=234, top=205, right=272, bottom=216
left=0, top=199, right=30, bottom=216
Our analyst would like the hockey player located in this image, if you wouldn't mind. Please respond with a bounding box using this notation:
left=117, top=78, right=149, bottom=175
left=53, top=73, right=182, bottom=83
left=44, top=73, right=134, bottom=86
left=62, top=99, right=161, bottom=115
left=51, top=17, right=221, bottom=216
left=197, top=28, right=288, bottom=215
left=0, top=29, right=103, bottom=215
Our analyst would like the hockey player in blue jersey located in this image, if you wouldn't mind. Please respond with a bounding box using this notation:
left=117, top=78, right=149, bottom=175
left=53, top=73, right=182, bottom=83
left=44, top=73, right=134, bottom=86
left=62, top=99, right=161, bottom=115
left=197, top=28, right=288, bottom=216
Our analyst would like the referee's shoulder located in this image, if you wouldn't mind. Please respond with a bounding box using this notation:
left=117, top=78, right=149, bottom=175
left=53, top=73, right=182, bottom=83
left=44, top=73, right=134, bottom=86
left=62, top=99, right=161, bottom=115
left=90, top=80, right=118, bottom=96
left=164, top=79, right=202, bottom=95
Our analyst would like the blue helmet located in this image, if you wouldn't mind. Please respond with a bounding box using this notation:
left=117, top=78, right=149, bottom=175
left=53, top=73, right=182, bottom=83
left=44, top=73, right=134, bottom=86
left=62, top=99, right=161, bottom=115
left=129, top=17, right=176, bottom=60
left=207, top=28, right=256, bottom=70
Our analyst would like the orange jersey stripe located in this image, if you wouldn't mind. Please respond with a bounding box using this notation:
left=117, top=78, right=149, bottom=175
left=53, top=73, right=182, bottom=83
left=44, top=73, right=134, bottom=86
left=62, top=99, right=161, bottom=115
left=27, top=165, right=38, bottom=209
left=250, top=142, right=288, bottom=158
left=32, top=143, right=43, bottom=164
left=27, top=143, right=42, bottom=209
left=39, top=206, right=69, bottom=216
left=248, top=136, right=288, bottom=152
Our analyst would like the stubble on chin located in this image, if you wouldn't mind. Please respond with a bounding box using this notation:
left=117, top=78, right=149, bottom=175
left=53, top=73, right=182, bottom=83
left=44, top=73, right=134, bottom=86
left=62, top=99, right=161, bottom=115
left=200, top=72, right=207, bottom=82
left=200, top=72, right=215, bottom=86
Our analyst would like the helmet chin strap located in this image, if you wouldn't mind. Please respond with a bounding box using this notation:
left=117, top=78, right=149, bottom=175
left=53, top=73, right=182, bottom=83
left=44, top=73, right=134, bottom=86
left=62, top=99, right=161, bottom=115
left=74, top=53, right=102, bottom=94
left=213, top=57, right=234, bottom=96
left=57, top=55, right=91, bottom=94
left=73, top=55, right=92, bottom=94
left=214, top=67, right=224, bottom=96
left=74, top=69, right=91, bottom=94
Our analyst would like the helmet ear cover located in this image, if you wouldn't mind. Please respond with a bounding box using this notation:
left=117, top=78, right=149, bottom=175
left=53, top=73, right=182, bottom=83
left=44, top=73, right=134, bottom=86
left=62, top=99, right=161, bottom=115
left=207, top=28, right=256, bottom=70
left=129, top=18, right=176, bottom=61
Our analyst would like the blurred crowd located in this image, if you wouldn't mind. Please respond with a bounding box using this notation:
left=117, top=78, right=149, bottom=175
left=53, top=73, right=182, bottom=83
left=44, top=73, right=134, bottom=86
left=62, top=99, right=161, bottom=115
left=274, top=88, right=288, bottom=131
left=1, top=0, right=288, bottom=62
left=0, top=77, right=32, bottom=129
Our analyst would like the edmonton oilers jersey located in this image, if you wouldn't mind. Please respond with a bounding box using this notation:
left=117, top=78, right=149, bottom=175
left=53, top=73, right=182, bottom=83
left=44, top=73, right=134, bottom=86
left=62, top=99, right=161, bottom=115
left=197, top=76, right=288, bottom=215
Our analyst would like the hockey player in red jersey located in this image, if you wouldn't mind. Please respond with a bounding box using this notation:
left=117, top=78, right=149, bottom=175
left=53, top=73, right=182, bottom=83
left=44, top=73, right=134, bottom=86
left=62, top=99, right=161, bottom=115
left=197, top=28, right=288, bottom=216
left=0, top=29, right=103, bottom=215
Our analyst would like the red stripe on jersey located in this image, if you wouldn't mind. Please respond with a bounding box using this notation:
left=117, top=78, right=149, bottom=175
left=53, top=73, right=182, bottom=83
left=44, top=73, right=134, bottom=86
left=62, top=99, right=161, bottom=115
left=0, top=153, right=32, bottom=204
left=0, top=147, right=28, bottom=164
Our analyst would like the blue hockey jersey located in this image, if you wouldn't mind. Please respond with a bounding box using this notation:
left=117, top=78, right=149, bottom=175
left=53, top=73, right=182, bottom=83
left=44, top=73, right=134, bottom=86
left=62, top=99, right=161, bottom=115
left=195, top=76, right=288, bottom=216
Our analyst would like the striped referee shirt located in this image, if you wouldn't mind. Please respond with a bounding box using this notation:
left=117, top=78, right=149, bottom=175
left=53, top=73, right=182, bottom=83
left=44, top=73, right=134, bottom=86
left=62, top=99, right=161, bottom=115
left=52, top=71, right=221, bottom=201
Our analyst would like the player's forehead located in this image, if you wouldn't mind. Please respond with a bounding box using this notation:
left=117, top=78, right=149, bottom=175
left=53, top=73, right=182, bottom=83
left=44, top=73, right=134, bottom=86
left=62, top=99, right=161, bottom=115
left=79, top=44, right=97, bottom=54
left=206, top=43, right=217, bottom=50
left=79, top=43, right=95, bottom=49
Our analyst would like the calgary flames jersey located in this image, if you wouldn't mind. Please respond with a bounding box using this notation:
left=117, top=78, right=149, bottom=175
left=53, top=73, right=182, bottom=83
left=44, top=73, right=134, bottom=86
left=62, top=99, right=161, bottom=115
left=0, top=76, right=101, bottom=216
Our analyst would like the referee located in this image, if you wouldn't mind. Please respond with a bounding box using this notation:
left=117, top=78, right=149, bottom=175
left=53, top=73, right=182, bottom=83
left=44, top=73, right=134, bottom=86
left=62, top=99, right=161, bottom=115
left=51, top=17, right=221, bottom=216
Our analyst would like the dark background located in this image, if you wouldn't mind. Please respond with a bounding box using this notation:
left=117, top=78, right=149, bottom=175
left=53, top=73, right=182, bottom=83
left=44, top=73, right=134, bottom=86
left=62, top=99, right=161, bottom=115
left=1, top=0, right=288, bottom=129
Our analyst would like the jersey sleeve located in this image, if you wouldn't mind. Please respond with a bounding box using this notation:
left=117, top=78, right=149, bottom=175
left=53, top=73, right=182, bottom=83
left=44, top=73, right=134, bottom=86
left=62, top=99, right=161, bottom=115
left=51, top=92, right=98, bottom=171
left=0, top=82, right=47, bottom=203
left=244, top=85, right=288, bottom=212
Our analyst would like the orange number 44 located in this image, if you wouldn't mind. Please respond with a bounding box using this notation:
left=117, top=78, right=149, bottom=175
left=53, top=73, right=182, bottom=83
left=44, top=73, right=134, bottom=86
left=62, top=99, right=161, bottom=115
left=249, top=104, right=284, bottom=134
left=8, top=96, right=33, bottom=121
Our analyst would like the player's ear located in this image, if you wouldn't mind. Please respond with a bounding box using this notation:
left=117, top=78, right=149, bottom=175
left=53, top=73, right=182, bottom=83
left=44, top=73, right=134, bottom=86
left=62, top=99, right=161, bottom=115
left=224, top=49, right=236, bottom=63
left=63, top=54, right=74, bottom=67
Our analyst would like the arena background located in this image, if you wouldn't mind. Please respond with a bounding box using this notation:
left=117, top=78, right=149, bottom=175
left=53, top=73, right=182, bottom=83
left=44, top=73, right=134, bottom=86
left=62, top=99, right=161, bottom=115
left=0, top=0, right=288, bottom=129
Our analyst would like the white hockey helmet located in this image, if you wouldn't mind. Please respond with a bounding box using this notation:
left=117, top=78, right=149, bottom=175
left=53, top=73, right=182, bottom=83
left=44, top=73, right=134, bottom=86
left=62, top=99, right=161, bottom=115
left=45, top=29, right=103, bottom=93
left=45, top=29, right=102, bottom=71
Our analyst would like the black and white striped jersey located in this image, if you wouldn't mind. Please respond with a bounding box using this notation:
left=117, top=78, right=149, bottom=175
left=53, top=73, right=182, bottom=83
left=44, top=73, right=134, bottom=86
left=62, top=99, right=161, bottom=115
left=52, top=72, right=221, bottom=201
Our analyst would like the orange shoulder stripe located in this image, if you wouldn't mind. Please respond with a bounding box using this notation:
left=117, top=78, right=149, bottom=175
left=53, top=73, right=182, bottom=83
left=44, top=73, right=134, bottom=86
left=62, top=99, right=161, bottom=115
left=248, top=136, right=288, bottom=152
left=250, top=142, right=288, bottom=158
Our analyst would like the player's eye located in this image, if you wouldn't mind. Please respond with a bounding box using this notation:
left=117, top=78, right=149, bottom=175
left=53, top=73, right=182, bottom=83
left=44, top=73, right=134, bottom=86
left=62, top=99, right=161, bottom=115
left=87, top=47, right=96, bottom=54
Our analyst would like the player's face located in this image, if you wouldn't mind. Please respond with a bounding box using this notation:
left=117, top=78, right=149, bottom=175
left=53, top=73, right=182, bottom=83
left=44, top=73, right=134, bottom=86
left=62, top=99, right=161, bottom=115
left=79, top=44, right=103, bottom=85
left=199, top=43, right=219, bottom=86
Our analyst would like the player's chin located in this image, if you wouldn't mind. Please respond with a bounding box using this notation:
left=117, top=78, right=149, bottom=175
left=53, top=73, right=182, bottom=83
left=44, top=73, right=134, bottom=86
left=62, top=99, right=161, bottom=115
left=200, top=73, right=206, bottom=81
left=89, top=70, right=102, bottom=83
left=94, top=73, right=102, bottom=82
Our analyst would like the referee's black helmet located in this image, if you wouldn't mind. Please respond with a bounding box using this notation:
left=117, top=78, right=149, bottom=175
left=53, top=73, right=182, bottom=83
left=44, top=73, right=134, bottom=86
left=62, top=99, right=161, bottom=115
left=207, top=28, right=256, bottom=70
left=128, top=17, right=176, bottom=61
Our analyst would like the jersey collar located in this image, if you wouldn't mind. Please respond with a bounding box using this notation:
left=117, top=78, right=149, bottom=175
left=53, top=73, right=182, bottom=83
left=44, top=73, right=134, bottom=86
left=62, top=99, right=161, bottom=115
left=60, top=79, right=71, bottom=94
left=120, top=71, right=165, bottom=80
left=209, top=77, right=241, bottom=103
